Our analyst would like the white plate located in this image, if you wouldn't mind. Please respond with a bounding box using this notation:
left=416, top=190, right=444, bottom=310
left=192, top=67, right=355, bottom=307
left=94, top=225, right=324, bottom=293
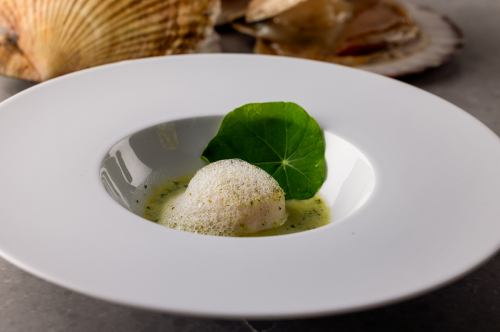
left=0, top=55, right=499, bottom=319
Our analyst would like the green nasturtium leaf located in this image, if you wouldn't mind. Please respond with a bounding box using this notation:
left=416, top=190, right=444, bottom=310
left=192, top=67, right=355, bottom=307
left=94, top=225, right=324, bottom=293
left=201, top=102, right=326, bottom=200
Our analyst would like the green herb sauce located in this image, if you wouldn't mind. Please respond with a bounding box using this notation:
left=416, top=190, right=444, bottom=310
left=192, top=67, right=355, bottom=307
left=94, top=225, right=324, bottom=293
left=144, top=176, right=330, bottom=237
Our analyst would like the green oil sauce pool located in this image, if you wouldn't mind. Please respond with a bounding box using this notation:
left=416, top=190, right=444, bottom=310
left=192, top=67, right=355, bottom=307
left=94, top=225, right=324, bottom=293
left=143, top=176, right=330, bottom=236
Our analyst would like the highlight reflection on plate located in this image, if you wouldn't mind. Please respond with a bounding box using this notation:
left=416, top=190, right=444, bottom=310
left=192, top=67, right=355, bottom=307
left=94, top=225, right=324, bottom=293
left=0, top=55, right=499, bottom=318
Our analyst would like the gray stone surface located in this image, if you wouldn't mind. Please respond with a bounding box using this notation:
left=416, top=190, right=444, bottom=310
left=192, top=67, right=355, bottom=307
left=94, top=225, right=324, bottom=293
left=1, top=0, right=499, bottom=331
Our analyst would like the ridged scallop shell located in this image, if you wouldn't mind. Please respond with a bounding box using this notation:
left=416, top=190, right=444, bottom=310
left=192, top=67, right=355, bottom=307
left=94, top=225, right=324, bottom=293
left=0, top=0, right=220, bottom=81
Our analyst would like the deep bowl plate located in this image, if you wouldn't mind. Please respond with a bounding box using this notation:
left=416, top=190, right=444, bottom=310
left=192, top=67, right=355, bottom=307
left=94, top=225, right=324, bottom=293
left=0, top=54, right=499, bottom=318
left=100, top=116, right=375, bottom=225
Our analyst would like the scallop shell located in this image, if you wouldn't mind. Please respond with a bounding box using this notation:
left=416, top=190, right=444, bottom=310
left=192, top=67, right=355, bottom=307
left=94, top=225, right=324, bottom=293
left=217, top=0, right=249, bottom=25
left=236, top=1, right=463, bottom=77
left=358, top=4, right=464, bottom=76
left=246, top=0, right=308, bottom=22
left=0, top=0, right=220, bottom=81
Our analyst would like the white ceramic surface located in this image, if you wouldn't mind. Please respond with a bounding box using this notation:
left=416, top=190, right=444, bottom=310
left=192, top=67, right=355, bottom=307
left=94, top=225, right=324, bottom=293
left=0, top=55, right=499, bottom=318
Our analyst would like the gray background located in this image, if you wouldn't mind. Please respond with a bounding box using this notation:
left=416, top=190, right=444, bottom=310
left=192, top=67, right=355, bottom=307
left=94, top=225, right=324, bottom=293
left=1, top=0, right=499, bottom=331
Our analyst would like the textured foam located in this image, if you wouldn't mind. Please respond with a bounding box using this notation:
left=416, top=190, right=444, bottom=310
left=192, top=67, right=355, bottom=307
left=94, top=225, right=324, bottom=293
left=161, top=159, right=286, bottom=236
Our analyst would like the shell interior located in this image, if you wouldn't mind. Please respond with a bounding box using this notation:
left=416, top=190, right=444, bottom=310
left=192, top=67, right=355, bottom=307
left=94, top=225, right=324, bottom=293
left=358, top=4, right=463, bottom=76
left=234, top=0, right=462, bottom=76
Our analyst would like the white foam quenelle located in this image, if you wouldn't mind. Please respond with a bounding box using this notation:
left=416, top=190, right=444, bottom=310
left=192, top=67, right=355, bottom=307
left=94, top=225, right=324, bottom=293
left=160, top=159, right=286, bottom=236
